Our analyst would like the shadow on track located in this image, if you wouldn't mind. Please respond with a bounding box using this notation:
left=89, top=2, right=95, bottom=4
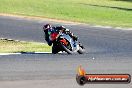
left=20, top=51, right=86, bottom=56
left=20, top=52, right=52, bottom=55
left=20, top=51, right=74, bottom=55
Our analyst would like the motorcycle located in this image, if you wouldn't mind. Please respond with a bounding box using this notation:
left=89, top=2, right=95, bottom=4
left=49, top=31, right=85, bottom=54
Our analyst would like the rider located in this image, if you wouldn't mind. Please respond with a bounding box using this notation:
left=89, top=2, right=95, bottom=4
left=43, top=24, right=78, bottom=46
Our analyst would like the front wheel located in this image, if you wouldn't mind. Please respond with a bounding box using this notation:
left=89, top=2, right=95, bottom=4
left=78, top=46, right=85, bottom=54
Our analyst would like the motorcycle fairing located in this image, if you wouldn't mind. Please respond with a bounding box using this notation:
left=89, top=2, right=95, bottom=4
left=59, top=33, right=79, bottom=52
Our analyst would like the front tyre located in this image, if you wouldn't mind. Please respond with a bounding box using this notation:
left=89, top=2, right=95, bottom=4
left=78, top=46, right=85, bottom=54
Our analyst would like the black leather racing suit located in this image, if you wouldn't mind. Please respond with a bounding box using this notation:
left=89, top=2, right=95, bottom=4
left=44, top=26, right=78, bottom=46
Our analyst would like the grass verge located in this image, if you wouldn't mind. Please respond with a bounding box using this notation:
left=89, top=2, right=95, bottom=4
left=0, top=39, right=51, bottom=53
left=0, top=0, right=132, bottom=28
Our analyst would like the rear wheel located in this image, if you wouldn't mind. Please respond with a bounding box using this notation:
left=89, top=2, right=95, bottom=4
left=59, top=39, right=73, bottom=54
left=60, top=43, right=73, bottom=54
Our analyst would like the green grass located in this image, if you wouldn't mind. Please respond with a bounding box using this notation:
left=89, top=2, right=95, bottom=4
left=0, top=39, right=51, bottom=53
left=0, top=0, right=132, bottom=27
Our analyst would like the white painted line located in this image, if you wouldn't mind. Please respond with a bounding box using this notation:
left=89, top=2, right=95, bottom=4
left=93, top=25, right=112, bottom=29
left=32, top=52, right=52, bottom=53
left=115, top=27, right=132, bottom=30
left=0, top=38, right=6, bottom=40
left=115, top=27, right=123, bottom=30
left=14, top=40, right=20, bottom=42
left=0, top=53, right=21, bottom=55
left=127, top=28, right=132, bottom=30
left=89, top=25, right=132, bottom=30
left=93, top=25, right=104, bottom=28
left=8, top=39, right=14, bottom=41
left=31, top=52, right=62, bottom=54
left=102, top=26, right=112, bottom=29
left=0, top=52, right=64, bottom=55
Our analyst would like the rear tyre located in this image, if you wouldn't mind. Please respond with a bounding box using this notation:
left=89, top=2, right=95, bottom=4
left=60, top=43, right=73, bottom=54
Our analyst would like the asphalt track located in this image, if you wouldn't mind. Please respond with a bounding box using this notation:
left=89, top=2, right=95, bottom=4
left=0, top=16, right=132, bottom=88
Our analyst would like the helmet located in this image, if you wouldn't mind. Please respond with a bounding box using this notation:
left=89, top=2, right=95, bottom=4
left=60, top=26, right=66, bottom=30
left=43, top=24, right=51, bottom=31
left=65, top=28, right=70, bottom=32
